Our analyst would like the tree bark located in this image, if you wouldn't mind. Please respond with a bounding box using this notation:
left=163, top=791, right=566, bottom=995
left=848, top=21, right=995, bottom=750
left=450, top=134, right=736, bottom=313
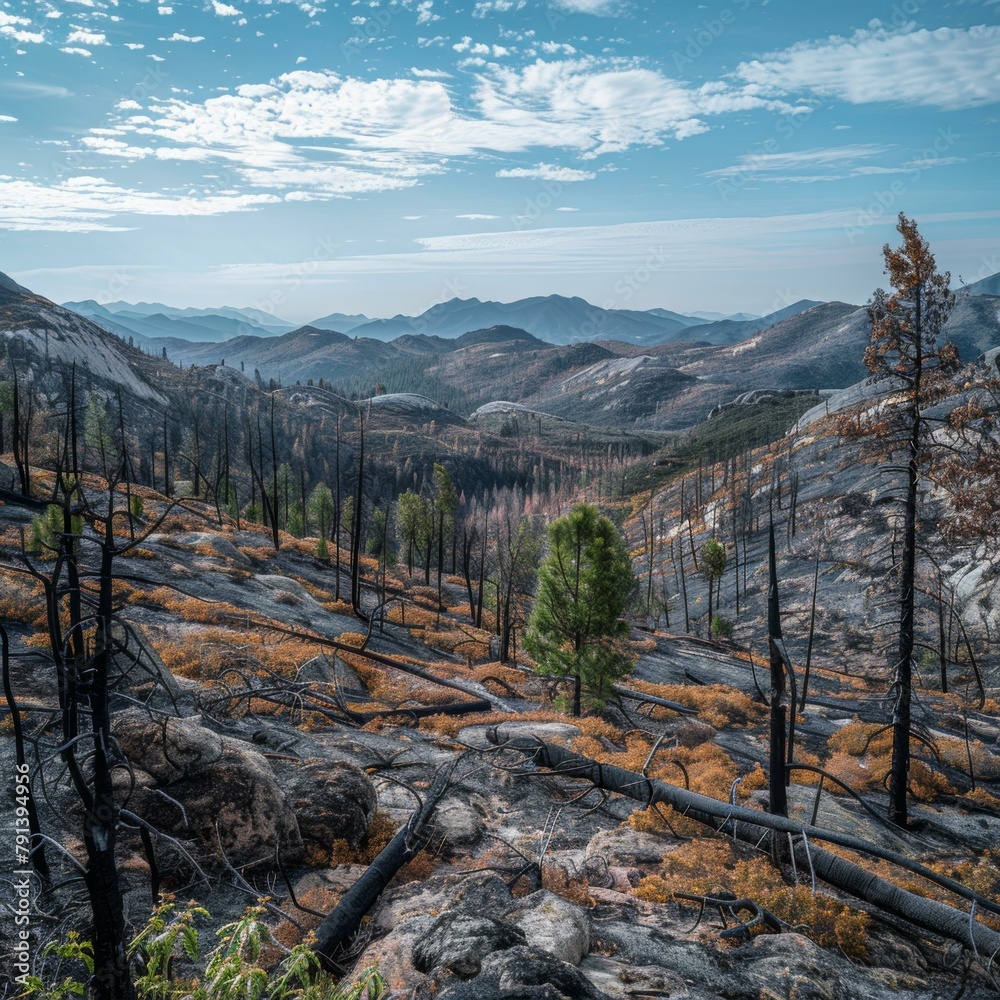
left=313, top=769, right=452, bottom=969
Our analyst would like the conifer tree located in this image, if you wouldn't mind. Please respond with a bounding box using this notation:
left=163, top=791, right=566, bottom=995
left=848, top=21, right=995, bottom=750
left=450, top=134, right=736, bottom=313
left=525, top=503, right=635, bottom=714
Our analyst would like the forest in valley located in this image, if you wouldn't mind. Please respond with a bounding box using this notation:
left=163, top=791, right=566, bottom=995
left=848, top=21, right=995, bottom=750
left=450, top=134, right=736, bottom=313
left=4, top=218, right=1000, bottom=999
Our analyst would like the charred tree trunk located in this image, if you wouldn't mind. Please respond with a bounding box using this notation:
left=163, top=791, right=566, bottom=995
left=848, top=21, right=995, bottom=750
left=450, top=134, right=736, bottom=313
left=487, top=733, right=1000, bottom=958
left=767, top=522, right=788, bottom=818
left=351, top=409, right=365, bottom=617
left=800, top=551, right=820, bottom=711
left=890, top=300, right=922, bottom=828
left=313, top=769, right=452, bottom=969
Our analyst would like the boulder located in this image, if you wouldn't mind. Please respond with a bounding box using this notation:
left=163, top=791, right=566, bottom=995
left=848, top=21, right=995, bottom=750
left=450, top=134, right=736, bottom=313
left=505, top=890, right=591, bottom=966
left=376, top=872, right=514, bottom=934
left=413, top=912, right=526, bottom=978
left=436, top=945, right=609, bottom=1000
left=427, top=794, right=485, bottom=854
left=279, top=760, right=377, bottom=852
left=113, top=709, right=302, bottom=866
left=586, top=824, right=667, bottom=866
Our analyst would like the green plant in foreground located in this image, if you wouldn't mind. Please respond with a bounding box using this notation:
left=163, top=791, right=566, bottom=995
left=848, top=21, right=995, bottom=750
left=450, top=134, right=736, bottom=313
left=25, top=899, right=385, bottom=1000
left=711, top=614, right=734, bottom=640
left=20, top=933, right=94, bottom=1000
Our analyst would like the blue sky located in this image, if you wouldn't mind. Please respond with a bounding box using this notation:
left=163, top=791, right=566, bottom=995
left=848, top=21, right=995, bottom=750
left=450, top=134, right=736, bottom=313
left=0, top=0, right=998, bottom=322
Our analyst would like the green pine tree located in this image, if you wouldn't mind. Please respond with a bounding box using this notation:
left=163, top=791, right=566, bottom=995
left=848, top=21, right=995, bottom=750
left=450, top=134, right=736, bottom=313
left=525, top=503, right=636, bottom=714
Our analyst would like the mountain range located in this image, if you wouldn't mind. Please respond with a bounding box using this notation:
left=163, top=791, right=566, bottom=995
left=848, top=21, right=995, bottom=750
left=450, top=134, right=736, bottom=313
left=0, top=269, right=994, bottom=434
left=66, top=293, right=826, bottom=350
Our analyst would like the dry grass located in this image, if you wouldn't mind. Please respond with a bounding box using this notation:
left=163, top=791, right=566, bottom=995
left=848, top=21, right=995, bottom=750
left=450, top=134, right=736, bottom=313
left=824, top=720, right=956, bottom=800
left=634, top=836, right=870, bottom=958
left=626, top=678, right=766, bottom=728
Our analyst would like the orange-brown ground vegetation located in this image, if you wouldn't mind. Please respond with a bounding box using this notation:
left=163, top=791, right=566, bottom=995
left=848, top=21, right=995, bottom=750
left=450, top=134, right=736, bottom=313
left=634, top=836, right=870, bottom=958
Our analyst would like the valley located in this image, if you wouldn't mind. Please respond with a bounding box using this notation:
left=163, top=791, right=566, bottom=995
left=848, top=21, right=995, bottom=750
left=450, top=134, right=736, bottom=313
left=3, top=249, right=1000, bottom=1000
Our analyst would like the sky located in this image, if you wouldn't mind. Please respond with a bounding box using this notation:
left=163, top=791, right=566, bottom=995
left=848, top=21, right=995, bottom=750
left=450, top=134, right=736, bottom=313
left=0, top=0, right=998, bottom=323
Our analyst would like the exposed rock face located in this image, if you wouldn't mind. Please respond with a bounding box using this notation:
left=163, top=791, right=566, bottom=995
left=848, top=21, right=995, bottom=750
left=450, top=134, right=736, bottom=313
left=279, top=759, right=377, bottom=852
left=506, top=890, right=592, bottom=966
left=413, top=912, right=526, bottom=978
left=427, top=794, right=486, bottom=854
left=435, top=945, right=610, bottom=1000
left=113, top=709, right=302, bottom=866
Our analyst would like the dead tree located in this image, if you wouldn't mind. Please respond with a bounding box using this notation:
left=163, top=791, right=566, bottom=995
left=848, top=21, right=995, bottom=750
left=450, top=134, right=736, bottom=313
left=313, top=765, right=455, bottom=969
left=487, top=732, right=1000, bottom=958
left=766, top=522, right=789, bottom=818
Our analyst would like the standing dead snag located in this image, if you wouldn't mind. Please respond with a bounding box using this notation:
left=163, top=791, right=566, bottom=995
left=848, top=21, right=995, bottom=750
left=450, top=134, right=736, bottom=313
left=486, top=731, right=1000, bottom=959
left=865, top=213, right=957, bottom=827
left=312, top=766, right=454, bottom=971
left=767, top=521, right=795, bottom=816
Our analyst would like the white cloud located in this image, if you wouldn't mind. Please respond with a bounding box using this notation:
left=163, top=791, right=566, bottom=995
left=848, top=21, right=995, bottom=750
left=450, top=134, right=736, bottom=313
left=402, top=214, right=425, bottom=219
left=0, top=13, right=31, bottom=27
left=117, top=99, right=143, bottom=110
left=211, top=1, right=243, bottom=14
left=0, top=175, right=280, bottom=232
left=124, top=42, right=145, bottom=49
left=32, top=59, right=801, bottom=226
left=67, top=27, right=107, bottom=45
left=0, top=115, right=17, bottom=123
left=415, top=1, right=439, bottom=24
left=704, top=144, right=893, bottom=178
left=552, top=0, right=623, bottom=14
left=1, top=26, right=45, bottom=43
left=162, top=32, right=205, bottom=42
left=738, top=25, right=1000, bottom=110
left=473, top=1, right=526, bottom=16
left=456, top=213, right=500, bottom=219
left=496, top=162, right=596, bottom=181
left=60, top=45, right=92, bottom=56
left=411, top=67, right=452, bottom=78
left=158, top=5, right=173, bottom=13
left=82, top=136, right=154, bottom=159
left=556, top=206, right=579, bottom=211
left=453, top=36, right=491, bottom=55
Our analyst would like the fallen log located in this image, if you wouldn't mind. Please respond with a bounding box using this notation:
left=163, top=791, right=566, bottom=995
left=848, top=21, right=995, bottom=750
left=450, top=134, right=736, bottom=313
left=313, top=766, right=453, bottom=970
left=486, top=731, right=1000, bottom=958
left=221, top=613, right=506, bottom=709
left=612, top=684, right=698, bottom=716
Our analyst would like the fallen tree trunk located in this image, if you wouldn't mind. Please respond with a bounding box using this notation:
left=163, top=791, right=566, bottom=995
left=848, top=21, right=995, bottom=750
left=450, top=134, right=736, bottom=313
left=486, top=731, right=1000, bottom=957
left=612, top=684, right=698, bottom=716
left=312, top=767, right=452, bottom=970
left=223, top=614, right=506, bottom=709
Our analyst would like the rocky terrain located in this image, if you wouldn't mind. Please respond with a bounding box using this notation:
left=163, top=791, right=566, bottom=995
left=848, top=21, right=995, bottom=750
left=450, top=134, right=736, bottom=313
left=3, top=268, right=1000, bottom=998
left=3, top=472, right=1000, bottom=998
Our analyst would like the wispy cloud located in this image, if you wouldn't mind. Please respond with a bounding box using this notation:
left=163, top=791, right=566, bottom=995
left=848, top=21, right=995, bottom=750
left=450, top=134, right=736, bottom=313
left=738, top=25, right=1000, bottom=110
left=496, top=163, right=596, bottom=182
left=0, top=176, right=279, bottom=232
left=704, top=144, right=893, bottom=179
left=70, top=60, right=801, bottom=214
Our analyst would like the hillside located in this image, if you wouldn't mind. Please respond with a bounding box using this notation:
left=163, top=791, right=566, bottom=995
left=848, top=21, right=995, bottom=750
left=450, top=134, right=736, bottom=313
left=0, top=271, right=167, bottom=405
left=4, top=356, right=1000, bottom=998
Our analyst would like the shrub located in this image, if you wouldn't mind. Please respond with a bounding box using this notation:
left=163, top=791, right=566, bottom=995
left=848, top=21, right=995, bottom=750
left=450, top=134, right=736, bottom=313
left=711, top=615, right=733, bottom=640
